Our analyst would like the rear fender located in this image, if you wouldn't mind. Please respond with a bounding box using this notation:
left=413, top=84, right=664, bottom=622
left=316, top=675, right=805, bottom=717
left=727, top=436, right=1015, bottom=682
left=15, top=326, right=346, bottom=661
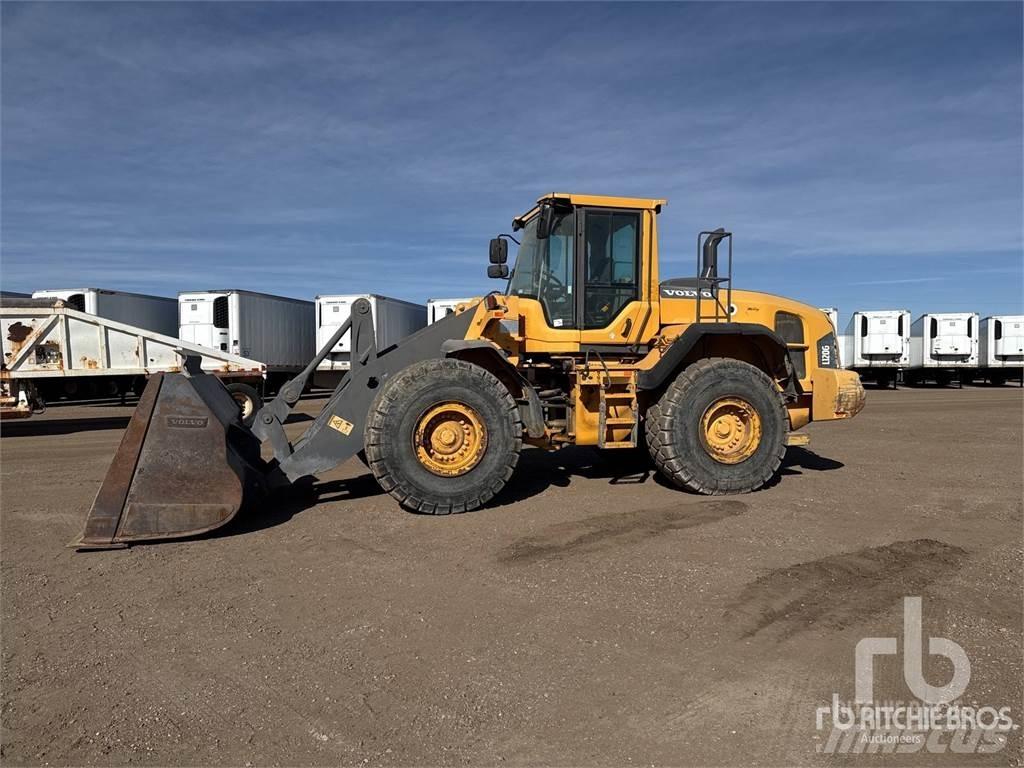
left=637, top=323, right=799, bottom=396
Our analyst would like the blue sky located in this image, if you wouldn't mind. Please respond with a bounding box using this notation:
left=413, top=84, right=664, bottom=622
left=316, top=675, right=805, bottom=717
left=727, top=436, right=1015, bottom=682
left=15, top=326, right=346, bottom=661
left=2, top=2, right=1022, bottom=325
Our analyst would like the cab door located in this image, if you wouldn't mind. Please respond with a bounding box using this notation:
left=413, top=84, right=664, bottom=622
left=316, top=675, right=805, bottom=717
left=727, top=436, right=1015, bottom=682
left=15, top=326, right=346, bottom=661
left=513, top=209, right=582, bottom=353
left=576, top=207, right=650, bottom=348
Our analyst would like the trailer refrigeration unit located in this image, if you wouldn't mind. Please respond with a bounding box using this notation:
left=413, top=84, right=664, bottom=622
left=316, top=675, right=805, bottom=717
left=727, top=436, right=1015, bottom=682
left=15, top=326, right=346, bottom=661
left=977, top=315, right=1023, bottom=386
left=427, top=298, right=475, bottom=325
left=841, top=310, right=910, bottom=389
left=907, top=312, right=979, bottom=386
left=178, top=290, right=315, bottom=387
left=32, top=288, right=178, bottom=336
left=314, top=294, right=426, bottom=387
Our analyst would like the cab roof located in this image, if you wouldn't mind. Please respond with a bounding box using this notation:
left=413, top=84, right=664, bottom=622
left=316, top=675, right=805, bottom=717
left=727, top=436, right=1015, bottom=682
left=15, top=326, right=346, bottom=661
left=514, top=193, right=666, bottom=227
left=539, top=192, right=667, bottom=211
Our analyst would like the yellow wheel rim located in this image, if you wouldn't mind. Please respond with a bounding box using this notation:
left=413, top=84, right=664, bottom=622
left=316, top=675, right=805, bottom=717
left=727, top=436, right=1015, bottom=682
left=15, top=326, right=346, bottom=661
left=700, top=396, right=761, bottom=464
left=414, top=402, right=487, bottom=477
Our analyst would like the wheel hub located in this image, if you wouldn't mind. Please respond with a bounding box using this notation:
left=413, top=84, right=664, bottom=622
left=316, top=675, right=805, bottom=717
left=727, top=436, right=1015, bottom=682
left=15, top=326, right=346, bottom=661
left=231, top=392, right=254, bottom=420
left=414, top=402, right=487, bottom=477
left=699, top=396, right=761, bottom=464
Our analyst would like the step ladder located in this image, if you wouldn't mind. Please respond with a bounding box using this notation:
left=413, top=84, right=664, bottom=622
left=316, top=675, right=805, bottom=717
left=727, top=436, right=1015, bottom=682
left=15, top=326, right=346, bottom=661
left=598, top=371, right=638, bottom=449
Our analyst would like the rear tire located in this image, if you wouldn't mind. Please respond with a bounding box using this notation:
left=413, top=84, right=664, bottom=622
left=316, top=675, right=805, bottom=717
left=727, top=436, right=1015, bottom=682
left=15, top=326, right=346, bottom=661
left=225, top=382, right=262, bottom=427
left=364, top=358, right=522, bottom=514
left=645, top=358, right=787, bottom=494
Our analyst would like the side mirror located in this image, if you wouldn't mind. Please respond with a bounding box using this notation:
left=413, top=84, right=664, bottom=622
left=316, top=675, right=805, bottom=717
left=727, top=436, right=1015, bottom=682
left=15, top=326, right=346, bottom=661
left=536, top=204, right=553, bottom=240
left=487, top=264, right=509, bottom=279
left=489, top=238, right=508, bottom=264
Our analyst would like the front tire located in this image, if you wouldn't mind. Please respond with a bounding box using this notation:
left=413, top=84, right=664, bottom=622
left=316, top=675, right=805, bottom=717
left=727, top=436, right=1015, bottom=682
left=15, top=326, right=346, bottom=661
left=645, top=358, right=787, bottom=494
left=364, top=359, right=523, bottom=514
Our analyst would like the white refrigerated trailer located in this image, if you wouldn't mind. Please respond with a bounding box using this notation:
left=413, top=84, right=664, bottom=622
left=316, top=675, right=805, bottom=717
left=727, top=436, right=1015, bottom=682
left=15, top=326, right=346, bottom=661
left=178, top=290, right=315, bottom=381
left=1, top=298, right=265, bottom=419
left=427, top=297, right=476, bottom=324
left=32, top=288, right=178, bottom=336
left=907, top=312, right=979, bottom=386
left=977, top=315, right=1023, bottom=386
left=314, top=294, right=426, bottom=387
left=841, top=310, right=910, bottom=388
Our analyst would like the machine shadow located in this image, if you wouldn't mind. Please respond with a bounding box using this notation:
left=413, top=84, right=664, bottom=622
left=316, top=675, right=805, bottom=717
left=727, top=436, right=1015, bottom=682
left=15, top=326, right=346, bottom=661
left=221, top=472, right=386, bottom=537
left=778, top=446, right=845, bottom=475
left=488, top=446, right=654, bottom=508
left=1, top=416, right=133, bottom=437
left=218, top=443, right=845, bottom=538
left=646, top=444, right=844, bottom=492
left=227, top=445, right=656, bottom=535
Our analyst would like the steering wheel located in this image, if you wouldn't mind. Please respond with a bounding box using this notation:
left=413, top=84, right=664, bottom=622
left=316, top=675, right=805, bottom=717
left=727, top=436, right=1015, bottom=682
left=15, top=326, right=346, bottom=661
left=540, top=268, right=565, bottom=294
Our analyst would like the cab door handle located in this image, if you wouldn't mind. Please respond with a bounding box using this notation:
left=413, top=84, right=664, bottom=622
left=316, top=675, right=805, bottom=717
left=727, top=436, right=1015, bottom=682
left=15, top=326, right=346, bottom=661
left=621, top=318, right=633, bottom=337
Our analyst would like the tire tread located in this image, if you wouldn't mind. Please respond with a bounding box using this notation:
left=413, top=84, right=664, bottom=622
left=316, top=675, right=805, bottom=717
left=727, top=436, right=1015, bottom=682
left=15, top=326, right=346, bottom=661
left=645, top=357, right=787, bottom=495
left=364, top=358, right=522, bottom=514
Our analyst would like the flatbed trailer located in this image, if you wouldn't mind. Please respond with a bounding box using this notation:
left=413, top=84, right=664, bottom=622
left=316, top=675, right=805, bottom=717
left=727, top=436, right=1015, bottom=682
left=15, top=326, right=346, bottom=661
left=1, top=299, right=266, bottom=419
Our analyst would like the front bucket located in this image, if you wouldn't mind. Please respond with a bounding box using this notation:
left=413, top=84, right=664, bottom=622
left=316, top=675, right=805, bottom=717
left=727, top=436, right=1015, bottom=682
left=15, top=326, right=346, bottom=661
left=73, top=371, right=266, bottom=549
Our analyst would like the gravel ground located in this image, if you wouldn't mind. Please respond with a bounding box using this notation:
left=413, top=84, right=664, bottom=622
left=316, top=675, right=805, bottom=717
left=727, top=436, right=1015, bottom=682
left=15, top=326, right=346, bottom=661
left=1, top=385, right=1021, bottom=766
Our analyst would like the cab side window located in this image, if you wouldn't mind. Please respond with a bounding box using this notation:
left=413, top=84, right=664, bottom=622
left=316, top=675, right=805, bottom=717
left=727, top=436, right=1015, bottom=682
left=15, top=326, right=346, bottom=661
left=583, top=210, right=640, bottom=329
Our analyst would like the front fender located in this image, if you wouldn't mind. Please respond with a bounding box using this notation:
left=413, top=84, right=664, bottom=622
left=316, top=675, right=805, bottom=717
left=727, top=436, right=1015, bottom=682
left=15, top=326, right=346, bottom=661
left=441, top=340, right=545, bottom=439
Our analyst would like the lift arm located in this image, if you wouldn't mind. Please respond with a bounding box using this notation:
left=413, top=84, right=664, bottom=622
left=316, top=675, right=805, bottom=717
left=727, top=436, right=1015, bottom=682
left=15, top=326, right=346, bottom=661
left=251, top=298, right=370, bottom=464
left=252, top=297, right=478, bottom=486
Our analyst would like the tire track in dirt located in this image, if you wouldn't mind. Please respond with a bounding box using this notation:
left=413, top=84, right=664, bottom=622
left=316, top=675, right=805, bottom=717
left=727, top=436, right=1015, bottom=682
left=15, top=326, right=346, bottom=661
left=648, top=540, right=970, bottom=760
left=497, top=500, right=747, bottom=563
left=724, top=539, right=967, bottom=640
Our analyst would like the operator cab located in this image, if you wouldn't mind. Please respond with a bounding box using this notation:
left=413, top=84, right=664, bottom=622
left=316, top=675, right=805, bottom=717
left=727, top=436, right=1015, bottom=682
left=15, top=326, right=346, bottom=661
left=488, top=194, right=665, bottom=345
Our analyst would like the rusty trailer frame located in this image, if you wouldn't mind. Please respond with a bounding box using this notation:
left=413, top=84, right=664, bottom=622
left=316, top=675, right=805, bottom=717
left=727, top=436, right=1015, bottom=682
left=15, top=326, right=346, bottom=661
left=1, top=300, right=266, bottom=419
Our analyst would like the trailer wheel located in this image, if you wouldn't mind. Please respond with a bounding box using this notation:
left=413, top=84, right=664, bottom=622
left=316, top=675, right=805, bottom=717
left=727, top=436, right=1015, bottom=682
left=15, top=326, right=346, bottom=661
left=364, top=358, right=522, bottom=514
left=645, top=358, right=787, bottom=495
left=225, top=382, right=263, bottom=427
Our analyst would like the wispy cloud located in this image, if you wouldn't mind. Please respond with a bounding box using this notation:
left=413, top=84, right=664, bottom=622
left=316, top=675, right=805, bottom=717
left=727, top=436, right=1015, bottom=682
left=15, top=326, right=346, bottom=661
left=1, top=2, right=1021, bottom=317
left=851, top=277, right=948, bottom=286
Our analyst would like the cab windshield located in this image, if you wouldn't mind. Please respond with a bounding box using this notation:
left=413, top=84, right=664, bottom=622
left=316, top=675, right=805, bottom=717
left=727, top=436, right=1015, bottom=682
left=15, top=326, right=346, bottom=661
left=507, top=211, right=575, bottom=327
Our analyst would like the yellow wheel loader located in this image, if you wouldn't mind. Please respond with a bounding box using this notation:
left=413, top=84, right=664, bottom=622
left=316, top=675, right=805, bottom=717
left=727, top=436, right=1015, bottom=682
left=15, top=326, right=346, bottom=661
left=74, top=194, right=865, bottom=549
